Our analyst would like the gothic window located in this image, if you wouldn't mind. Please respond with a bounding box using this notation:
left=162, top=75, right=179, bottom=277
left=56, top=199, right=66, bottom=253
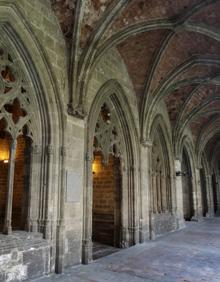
left=93, top=103, right=122, bottom=165
left=0, top=47, right=35, bottom=234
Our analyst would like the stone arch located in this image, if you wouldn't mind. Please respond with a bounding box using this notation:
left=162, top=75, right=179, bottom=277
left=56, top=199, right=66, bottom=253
left=82, top=79, right=139, bottom=264
left=179, top=138, right=198, bottom=220
left=148, top=114, right=176, bottom=238
left=0, top=3, right=64, bottom=274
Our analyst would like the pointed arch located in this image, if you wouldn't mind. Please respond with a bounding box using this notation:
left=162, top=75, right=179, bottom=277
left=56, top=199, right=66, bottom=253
left=148, top=114, right=176, bottom=238
left=0, top=2, right=64, bottom=275
left=82, top=79, right=140, bottom=264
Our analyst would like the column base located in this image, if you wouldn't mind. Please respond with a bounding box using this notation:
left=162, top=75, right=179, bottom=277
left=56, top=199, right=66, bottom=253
left=82, top=239, right=93, bottom=264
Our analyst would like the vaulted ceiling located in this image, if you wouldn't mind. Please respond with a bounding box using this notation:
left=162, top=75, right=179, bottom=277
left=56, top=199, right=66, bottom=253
left=51, top=0, right=220, bottom=168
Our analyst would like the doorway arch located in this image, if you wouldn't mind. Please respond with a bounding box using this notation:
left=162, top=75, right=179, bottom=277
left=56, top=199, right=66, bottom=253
left=181, top=147, right=194, bottom=221
left=82, top=80, right=139, bottom=264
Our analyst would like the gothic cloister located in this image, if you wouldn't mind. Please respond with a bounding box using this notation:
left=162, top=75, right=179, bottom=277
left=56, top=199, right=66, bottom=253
left=0, top=1, right=220, bottom=281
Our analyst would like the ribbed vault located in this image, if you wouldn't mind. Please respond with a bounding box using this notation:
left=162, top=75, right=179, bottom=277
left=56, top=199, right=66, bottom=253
left=51, top=0, right=220, bottom=168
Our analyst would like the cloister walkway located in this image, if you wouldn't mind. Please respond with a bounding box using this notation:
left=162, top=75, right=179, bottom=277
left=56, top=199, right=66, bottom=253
left=34, top=218, right=220, bottom=282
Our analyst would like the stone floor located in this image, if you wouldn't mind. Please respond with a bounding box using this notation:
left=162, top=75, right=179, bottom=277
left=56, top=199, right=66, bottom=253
left=92, top=242, right=120, bottom=260
left=33, top=218, right=220, bottom=282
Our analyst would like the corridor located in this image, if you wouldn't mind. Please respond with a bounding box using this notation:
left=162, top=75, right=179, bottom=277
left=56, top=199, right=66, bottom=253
left=34, top=218, right=220, bottom=282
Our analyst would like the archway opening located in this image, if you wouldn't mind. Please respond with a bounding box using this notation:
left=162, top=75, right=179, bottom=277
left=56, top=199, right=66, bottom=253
left=200, top=168, right=208, bottom=217
left=181, top=148, right=194, bottom=221
left=0, top=130, right=12, bottom=231
left=92, top=153, right=121, bottom=252
left=12, top=135, right=32, bottom=231
left=91, top=103, right=122, bottom=259
left=150, top=125, right=173, bottom=237
left=0, top=127, right=32, bottom=232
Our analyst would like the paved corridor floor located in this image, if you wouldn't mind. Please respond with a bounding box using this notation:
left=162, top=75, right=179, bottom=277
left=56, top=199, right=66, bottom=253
left=33, top=218, right=220, bottom=282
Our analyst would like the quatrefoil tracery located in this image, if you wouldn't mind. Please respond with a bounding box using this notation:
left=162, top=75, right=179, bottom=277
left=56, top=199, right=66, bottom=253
left=93, top=104, right=123, bottom=165
left=0, top=48, right=34, bottom=140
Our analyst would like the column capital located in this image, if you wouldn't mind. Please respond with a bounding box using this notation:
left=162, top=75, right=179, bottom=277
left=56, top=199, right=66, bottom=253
left=32, top=144, right=41, bottom=154
left=47, top=144, right=54, bottom=155
left=60, top=146, right=67, bottom=157
left=141, top=139, right=152, bottom=148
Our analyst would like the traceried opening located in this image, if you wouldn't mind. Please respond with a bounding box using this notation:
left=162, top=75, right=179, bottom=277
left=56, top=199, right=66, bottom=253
left=92, top=103, right=122, bottom=259
left=0, top=47, right=34, bottom=235
left=4, top=98, right=27, bottom=124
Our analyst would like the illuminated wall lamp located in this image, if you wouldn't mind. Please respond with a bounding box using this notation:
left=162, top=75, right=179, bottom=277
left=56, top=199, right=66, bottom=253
left=3, top=159, right=9, bottom=164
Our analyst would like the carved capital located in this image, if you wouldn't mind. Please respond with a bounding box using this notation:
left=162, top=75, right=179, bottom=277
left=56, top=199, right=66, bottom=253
left=61, top=146, right=67, bottom=157
left=67, top=104, right=86, bottom=119
left=85, top=152, right=93, bottom=162
left=47, top=145, right=54, bottom=155
left=141, top=139, right=152, bottom=148
left=32, top=144, right=41, bottom=154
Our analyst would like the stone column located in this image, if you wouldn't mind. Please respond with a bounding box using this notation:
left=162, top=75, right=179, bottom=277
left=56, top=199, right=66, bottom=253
left=82, top=153, right=93, bottom=264
left=27, top=144, right=41, bottom=232
left=216, top=175, right=220, bottom=214
left=128, top=165, right=139, bottom=246
left=44, top=145, right=54, bottom=240
left=174, top=159, right=185, bottom=229
left=206, top=174, right=214, bottom=217
left=194, top=168, right=203, bottom=220
left=3, top=139, right=17, bottom=235
left=56, top=146, right=66, bottom=273
left=139, top=140, right=152, bottom=243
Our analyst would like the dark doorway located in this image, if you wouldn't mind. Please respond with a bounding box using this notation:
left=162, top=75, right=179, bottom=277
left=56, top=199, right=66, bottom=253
left=200, top=169, right=208, bottom=217
left=92, top=152, right=121, bottom=258
left=181, top=148, right=194, bottom=221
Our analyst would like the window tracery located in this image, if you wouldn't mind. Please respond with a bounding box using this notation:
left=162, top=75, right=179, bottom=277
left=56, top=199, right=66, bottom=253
left=0, top=47, right=35, bottom=140
left=93, top=103, right=123, bottom=165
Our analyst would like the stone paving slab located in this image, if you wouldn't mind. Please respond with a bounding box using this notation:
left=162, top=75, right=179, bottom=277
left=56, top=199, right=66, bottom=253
left=32, top=218, right=220, bottom=282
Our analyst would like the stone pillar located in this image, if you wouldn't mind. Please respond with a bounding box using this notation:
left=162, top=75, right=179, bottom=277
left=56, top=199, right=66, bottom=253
left=174, top=159, right=185, bottom=229
left=3, top=139, right=17, bottom=235
left=139, top=140, right=152, bottom=243
left=194, top=168, right=203, bottom=220
left=82, top=153, right=93, bottom=264
left=56, top=146, right=67, bottom=274
left=206, top=174, right=214, bottom=217
left=44, top=145, right=54, bottom=240
left=128, top=165, right=139, bottom=246
left=27, top=144, right=41, bottom=232
left=216, top=175, right=220, bottom=214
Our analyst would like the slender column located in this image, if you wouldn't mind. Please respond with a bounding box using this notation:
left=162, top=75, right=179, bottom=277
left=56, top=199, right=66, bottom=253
left=216, top=176, right=220, bottom=214
left=3, top=139, right=17, bottom=235
left=44, top=145, right=54, bottom=240
left=26, top=144, right=41, bottom=232
left=139, top=140, right=152, bottom=243
left=161, top=174, right=167, bottom=212
left=128, top=165, right=139, bottom=246
left=56, top=146, right=67, bottom=273
left=194, top=168, right=203, bottom=220
left=206, top=174, right=214, bottom=217
left=152, top=173, right=157, bottom=213
left=82, top=153, right=93, bottom=264
left=174, top=159, right=185, bottom=229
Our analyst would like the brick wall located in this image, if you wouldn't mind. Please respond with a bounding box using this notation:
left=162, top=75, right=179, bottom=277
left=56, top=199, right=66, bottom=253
left=92, top=153, right=121, bottom=246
